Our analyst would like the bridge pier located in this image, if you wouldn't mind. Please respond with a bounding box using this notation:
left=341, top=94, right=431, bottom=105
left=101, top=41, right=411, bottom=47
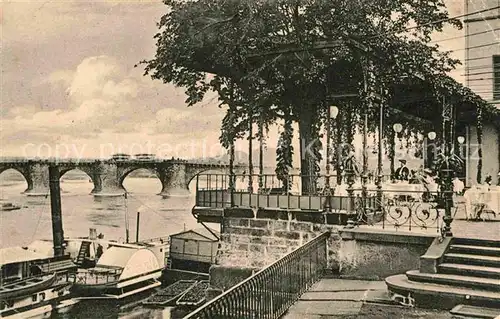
left=158, top=164, right=191, bottom=197
left=23, top=163, right=49, bottom=196
left=90, top=163, right=126, bottom=197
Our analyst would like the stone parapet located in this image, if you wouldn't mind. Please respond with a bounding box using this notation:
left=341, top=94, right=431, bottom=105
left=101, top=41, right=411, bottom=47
left=216, top=212, right=342, bottom=270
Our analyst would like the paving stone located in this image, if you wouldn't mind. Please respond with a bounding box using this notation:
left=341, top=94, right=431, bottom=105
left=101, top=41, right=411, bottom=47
left=357, top=303, right=453, bottom=319
left=284, top=300, right=363, bottom=316
left=300, top=291, right=367, bottom=301
left=310, top=279, right=387, bottom=292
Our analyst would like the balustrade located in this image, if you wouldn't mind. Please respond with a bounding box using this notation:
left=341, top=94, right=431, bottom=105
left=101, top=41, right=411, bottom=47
left=183, top=232, right=330, bottom=319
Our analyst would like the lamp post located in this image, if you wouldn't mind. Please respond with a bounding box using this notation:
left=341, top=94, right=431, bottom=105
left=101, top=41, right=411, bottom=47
left=427, top=131, right=437, bottom=170
left=457, top=135, right=465, bottom=158
left=440, top=96, right=454, bottom=237
left=392, top=123, right=403, bottom=179
left=393, top=123, right=403, bottom=150
left=324, top=105, right=339, bottom=212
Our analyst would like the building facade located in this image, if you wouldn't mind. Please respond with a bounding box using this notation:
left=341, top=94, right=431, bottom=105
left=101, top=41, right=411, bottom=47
left=464, top=0, right=500, bottom=104
left=464, top=1, right=500, bottom=185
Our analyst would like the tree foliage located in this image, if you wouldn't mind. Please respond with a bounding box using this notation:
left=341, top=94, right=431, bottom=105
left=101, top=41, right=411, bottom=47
left=141, top=0, right=492, bottom=192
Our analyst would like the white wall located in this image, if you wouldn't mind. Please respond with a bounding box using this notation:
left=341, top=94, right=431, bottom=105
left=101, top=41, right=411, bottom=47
left=465, top=0, right=500, bottom=103
left=467, top=123, right=499, bottom=186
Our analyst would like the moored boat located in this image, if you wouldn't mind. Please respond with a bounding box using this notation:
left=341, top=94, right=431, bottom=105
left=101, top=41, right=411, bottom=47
left=70, top=241, right=168, bottom=300
left=0, top=246, right=78, bottom=318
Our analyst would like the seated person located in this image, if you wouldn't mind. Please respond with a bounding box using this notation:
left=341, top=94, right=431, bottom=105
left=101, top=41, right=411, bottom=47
left=452, top=177, right=465, bottom=195
left=484, top=175, right=493, bottom=187
left=395, top=160, right=410, bottom=181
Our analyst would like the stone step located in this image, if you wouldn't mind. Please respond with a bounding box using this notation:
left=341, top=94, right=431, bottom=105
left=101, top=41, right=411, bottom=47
left=449, top=245, right=500, bottom=257
left=406, top=270, right=500, bottom=291
left=438, top=263, right=500, bottom=279
left=453, top=238, right=500, bottom=249
left=385, top=274, right=500, bottom=310
left=444, top=253, right=500, bottom=268
left=450, top=304, right=500, bottom=319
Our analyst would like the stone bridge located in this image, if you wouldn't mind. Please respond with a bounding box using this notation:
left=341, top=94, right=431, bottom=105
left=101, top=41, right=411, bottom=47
left=0, top=157, right=245, bottom=196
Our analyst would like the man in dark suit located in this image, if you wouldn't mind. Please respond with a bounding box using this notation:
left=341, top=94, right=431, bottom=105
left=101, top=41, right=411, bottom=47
left=395, top=160, right=410, bottom=181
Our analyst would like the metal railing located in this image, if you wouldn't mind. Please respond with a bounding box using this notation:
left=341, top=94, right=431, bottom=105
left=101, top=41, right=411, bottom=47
left=74, top=268, right=122, bottom=285
left=195, top=173, right=395, bottom=195
left=353, top=188, right=464, bottom=232
left=194, top=173, right=466, bottom=232
left=183, top=231, right=330, bottom=319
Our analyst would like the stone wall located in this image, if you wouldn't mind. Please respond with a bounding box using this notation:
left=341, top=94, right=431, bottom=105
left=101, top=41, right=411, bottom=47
left=339, top=228, right=436, bottom=280
left=217, top=216, right=343, bottom=270
left=207, top=209, right=437, bottom=298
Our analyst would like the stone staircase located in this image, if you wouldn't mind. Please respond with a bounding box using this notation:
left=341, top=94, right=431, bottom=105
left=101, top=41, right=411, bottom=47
left=386, top=237, right=500, bottom=318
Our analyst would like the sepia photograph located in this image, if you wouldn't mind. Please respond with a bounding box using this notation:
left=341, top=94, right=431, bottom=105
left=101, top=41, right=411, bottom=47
left=1, top=0, right=499, bottom=318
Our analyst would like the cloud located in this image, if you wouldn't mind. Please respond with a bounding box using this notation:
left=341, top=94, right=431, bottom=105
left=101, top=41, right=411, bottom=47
left=45, top=70, right=75, bottom=86
left=0, top=52, right=224, bottom=158
left=67, top=56, right=130, bottom=103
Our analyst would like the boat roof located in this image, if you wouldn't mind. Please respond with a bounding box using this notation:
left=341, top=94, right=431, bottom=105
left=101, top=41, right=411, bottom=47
left=64, top=238, right=145, bottom=249
left=0, top=246, right=48, bottom=266
left=170, top=227, right=220, bottom=241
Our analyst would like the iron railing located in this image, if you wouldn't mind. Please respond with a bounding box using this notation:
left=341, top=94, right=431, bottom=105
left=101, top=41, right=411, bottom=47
left=195, top=173, right=394, bottom=195
left=74, top=268, right=122, bottom=285
left=353, top=188, right=464, bottom=232
left=183, top=231, right=330, bottom=319
left=194, top=173, right=465, bottom=232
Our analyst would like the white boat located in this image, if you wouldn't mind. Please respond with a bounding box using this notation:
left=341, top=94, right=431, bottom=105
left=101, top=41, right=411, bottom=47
left=69, top=239, right=168, bottom=300
left=0, top=246, right=78, bottom=318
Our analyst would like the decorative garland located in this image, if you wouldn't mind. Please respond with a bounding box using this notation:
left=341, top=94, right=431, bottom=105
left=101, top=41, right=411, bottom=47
left=275, top=110, right=294, bottom=191
left=388, top=128, right=396, bottom=177
left=476, top=106, right=483, bottom=183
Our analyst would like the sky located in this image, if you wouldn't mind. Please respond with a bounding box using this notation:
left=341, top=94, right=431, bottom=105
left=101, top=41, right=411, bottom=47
left=0, top=0, right=481, bottom=163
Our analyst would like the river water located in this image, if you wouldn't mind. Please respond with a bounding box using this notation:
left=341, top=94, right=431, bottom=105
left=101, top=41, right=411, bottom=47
left=0, top=177, right=207, bottom=318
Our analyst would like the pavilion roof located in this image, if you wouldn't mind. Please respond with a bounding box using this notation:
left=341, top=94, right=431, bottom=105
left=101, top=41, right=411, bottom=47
left=389, top=73, right=500, bottom=128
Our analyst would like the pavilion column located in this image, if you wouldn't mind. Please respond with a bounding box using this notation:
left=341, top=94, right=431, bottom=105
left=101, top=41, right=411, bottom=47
left=360, top=56, right=375, bottom=215
left=476, top=106, right=483, bottom=183
left=440, top=96, right=454, bottom=237
left=258, top=110, right=264, bottom=193
left=335, top=111, right=343, bottom=185
left=247, top=108, right=254, bottom=193
left=228, top=81, right=236, bottom=207
left=389, top=129, right=396, bottom=179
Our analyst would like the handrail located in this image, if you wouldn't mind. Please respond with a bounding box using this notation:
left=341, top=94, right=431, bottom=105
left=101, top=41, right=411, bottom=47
left=183, top=231, right=330, bottom=319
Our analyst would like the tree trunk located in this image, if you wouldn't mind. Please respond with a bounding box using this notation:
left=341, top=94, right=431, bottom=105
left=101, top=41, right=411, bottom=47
left=298, top=109, right=318, bottom=195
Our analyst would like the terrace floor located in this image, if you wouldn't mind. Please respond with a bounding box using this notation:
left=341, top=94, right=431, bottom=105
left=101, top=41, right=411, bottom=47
left=282, top=279, right=453, bottom=319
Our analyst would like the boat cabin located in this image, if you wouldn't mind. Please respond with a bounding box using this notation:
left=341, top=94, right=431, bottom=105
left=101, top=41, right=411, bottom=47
left=0, top=245, right=76, bottom=317
left=0, top=247, right=48, bottom=286
left=71, top=246, right=163, bottom=299
left=168, top=228, right=220, bottom=273
left=1, top=245, right=76, bottom=286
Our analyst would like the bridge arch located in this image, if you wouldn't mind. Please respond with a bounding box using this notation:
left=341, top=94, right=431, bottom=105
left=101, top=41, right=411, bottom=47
left=59, top=168, right=94, bottom=194
left=119, top=167, right=162, bottom=194
left=0, top=167, right=31, bottom=192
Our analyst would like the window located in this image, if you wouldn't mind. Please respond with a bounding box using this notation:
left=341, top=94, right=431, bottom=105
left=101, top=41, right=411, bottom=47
left=39, top=292, right=46, bottom=301
left=494, top=55, right=500, bottom=101
left=32, top=294, right=37, bottom=302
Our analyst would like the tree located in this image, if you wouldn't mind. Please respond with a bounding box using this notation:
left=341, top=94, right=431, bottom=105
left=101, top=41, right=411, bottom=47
left=142, top=0, right=463, bottom=194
